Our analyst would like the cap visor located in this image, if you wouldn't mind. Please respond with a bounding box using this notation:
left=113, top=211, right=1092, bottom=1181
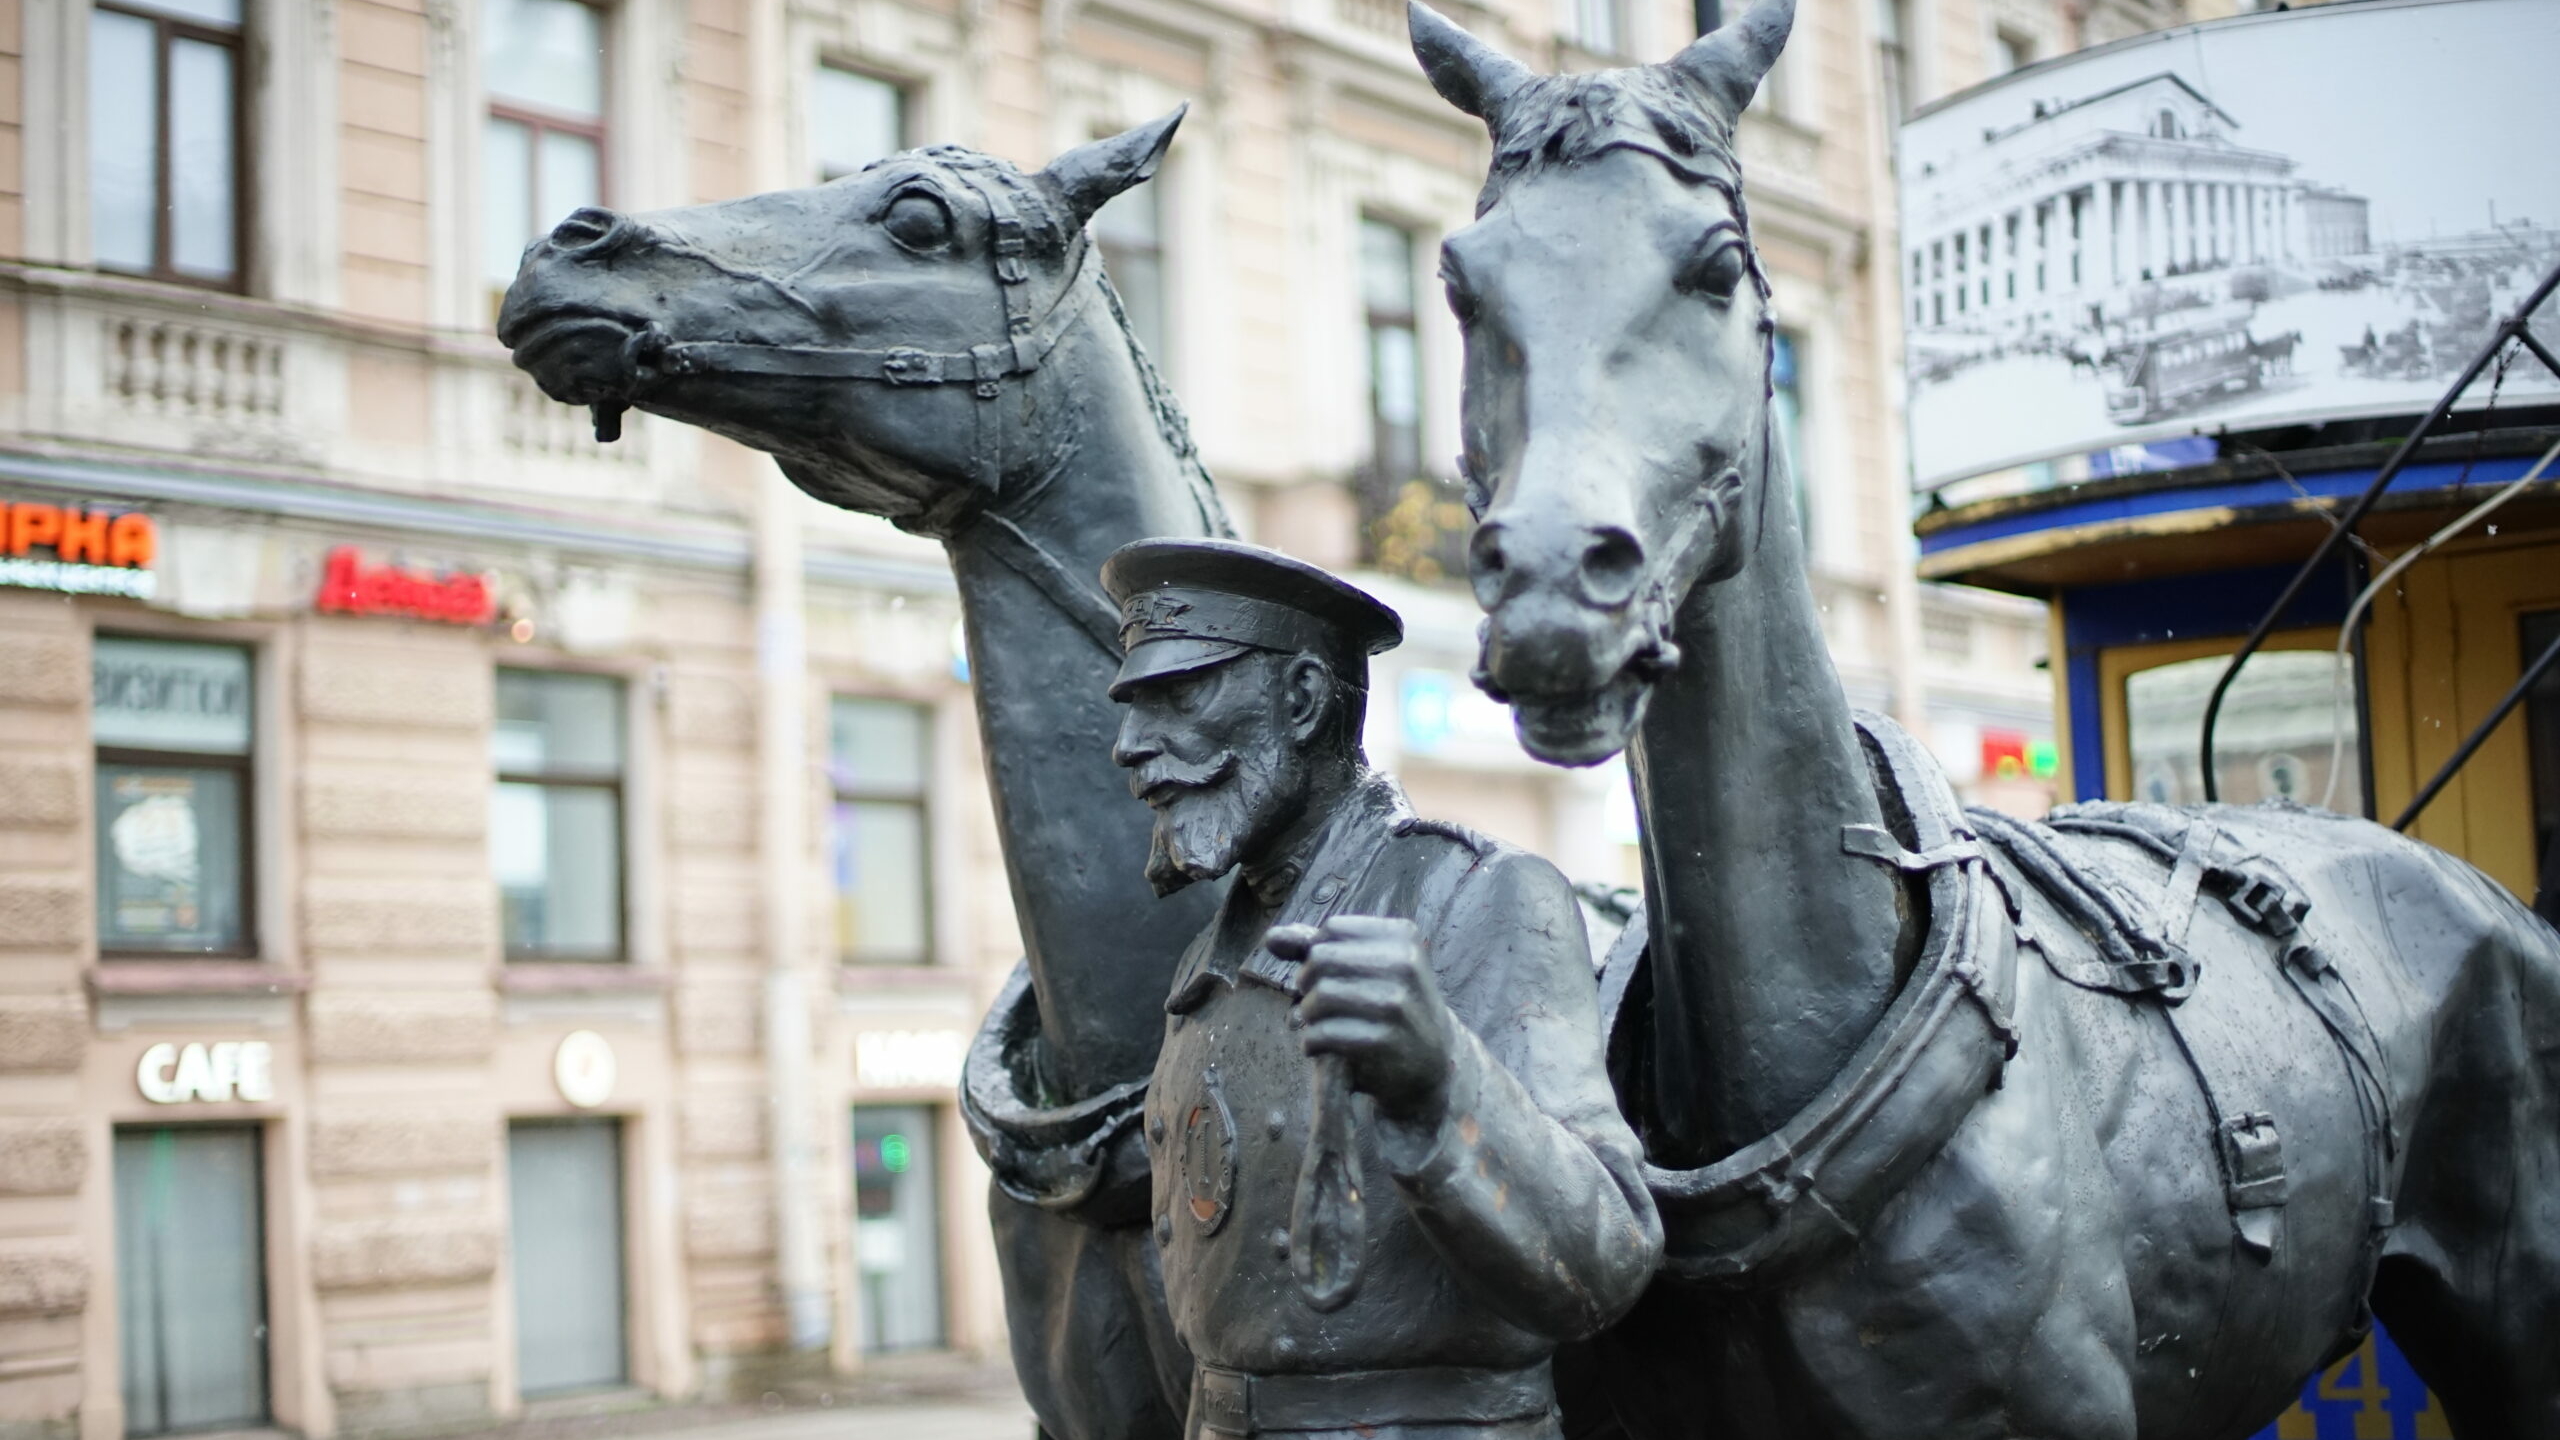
left=1110, top=638, right=1255, bottom=699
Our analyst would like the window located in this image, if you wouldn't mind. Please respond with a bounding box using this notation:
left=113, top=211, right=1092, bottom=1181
left=1564, top=0, right=1628, bottom=56
left=1092, top=177, right=1168, bottom=363
left=1875, top=0, right=1914, bottom=122
left=1362, top=218, right=1422, bottom=487
left=2121, top=649, right=2361, bottom=812
left=91, top=0, right=245, bottom=287
left=1771, top=329, right=1810, bottom=543
left=95, top=639, right=255, bottom=957
left=831, top=698, right=931, bottom=965
left=810, top=64, right=906, bottom=183
left=492, top=670, right=625, bottom=960
left=1991, top=28, right=2032, bottom=76
left=483, top=0, right=606, bottom=290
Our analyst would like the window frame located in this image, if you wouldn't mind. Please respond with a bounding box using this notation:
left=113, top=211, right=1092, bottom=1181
left=829, top=695, right=936, bottom=968
left=483, top=0, right=612, bottom=291
left=92, top=0, right=252, bottom=293
left=92, top=635, right=260, bottom=962
left=1360, top=213, right=1424, bottom=487
left=493, top=669, right=630, bottom=964
left=808, top=60, right=910, bottom=184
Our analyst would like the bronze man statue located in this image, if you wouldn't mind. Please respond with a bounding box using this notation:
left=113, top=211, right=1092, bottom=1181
left=1102, top=537, right=1662, bottom=1440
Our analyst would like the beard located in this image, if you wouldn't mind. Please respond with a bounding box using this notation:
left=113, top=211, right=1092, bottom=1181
left=1130, top=749, right=1271, bottom=897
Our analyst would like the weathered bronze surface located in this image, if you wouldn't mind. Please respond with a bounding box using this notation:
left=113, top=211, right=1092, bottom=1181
left=1104, top=537, right=1660, bottom=1440
left=499, top=119, right=1224, bottom=1440
left=1412, top=1, right=2560, bottom=1435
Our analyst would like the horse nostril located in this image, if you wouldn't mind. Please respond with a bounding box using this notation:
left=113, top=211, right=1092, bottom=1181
left=1468, top=525, right=1511, bottom=610
left=549, top=207, right=626, bottom=257
left=1579, top=527, right=1646, bottom=608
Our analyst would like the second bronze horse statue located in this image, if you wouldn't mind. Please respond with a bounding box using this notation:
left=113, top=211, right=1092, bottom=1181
left=1411, top=1, right=2560, bottom=1435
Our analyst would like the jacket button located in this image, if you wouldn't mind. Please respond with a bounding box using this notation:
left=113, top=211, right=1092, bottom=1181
left=1156, top=1214, right=1172, bottom=1246
left=1266, top=1110, right=1286, bottom=1140
left=1313, top=881, right=1340, bottom=903
left=1150, top=1115, right=1167, bottom=1145
left=1271, top=1228, right=1290, bottom=1260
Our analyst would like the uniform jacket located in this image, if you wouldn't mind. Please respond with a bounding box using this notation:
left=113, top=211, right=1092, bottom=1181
left=1144, top=772, right=1663, bottom=1379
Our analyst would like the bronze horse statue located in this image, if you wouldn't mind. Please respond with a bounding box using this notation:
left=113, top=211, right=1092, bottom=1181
left=1410, top=1, right=2560, bottom=1435
left=497, top=121, right=1218, bottom=1440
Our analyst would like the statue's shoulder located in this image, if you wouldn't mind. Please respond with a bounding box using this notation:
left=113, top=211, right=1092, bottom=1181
left=1390, top=813, right=1501, bottom=860
left=1386, top=814, right=1575, bottom=917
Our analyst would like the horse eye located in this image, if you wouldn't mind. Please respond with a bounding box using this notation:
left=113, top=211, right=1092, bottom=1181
left=1680, top=238, right=1748, bottom=300
left=883, top=192, right=954, bottom=252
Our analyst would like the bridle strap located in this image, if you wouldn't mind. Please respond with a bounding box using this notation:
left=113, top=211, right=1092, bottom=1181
left=654, top=239, right=1102, bottom=387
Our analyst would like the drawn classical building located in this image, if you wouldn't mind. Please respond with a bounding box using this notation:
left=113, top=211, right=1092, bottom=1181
left=1904, top=71, right=2370, bottom=336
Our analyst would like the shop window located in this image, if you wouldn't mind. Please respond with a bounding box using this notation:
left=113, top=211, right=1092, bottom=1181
left=94, top=637, right=254, bottom=957
left=2120, top=648, right=2363, bottom=812
left=492, top=670, right=626, bottom=960
left=854, top=1105, right=945, bottom=1352
left=483, top=0, right=607, bottom=291
left=91, top=0, right=245, bottom=288
left=810, top=63, right=906, bottom=183
left=1092, top=172, right=1168, bottom=364
left=831, top=697, right=932, bottom=965
left=114, top=1126, right=269, bottom=1435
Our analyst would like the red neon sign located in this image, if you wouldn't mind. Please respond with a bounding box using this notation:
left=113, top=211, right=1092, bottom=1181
left=315, top=546, right=495, bottom=626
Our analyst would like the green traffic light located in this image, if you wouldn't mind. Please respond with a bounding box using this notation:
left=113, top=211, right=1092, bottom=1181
left=880, top=1133, right=912, bottom=1173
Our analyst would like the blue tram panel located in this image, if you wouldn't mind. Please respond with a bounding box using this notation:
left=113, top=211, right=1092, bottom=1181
left=2252, top=1326, right=2448, bottom=1440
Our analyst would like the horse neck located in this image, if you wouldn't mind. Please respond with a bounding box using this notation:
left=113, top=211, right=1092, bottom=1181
left=1625, top=455, right=1911, bottom=1166
left=944, top=311, right=1229, bottom=1100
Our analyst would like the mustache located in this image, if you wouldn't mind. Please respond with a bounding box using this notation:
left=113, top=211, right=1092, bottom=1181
left=1128, top=749, right=1239, bottom=803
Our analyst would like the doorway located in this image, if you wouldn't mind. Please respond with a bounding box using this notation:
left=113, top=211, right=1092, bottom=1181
left=113, top=1125, right=269, bottom=1436
left=507, top=1119, right=628, bottom=1395
left=853, top=1105, right=944, bottom=1351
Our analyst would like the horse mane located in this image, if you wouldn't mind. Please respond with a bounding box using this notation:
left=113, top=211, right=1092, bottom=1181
left=885, top=145, right=1233, bottom=538
left=1480, top=68, right=1740, bottom=204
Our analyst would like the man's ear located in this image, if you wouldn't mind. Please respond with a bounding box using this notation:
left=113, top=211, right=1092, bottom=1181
left=1040, top=105, right=1186, bottom=233
left=1283, top=655, right=1336, bottom=742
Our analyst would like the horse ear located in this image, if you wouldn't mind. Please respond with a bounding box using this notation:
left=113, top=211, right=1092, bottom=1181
left=1663, top=0, right=1794, bottom=120
left=1408, top=0, right=1531, bottom=126
left=1042, top=106, right=1186, bottom=232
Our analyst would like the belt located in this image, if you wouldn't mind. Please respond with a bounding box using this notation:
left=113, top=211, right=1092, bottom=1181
left=1193, top=1361, right=1554, bottom=1435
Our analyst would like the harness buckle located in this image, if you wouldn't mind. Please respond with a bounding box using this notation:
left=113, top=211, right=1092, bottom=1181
left=971, top=344, right=1006, bottom=400
left=993, top=216, right=1029, bottom=284
left=881, top=348, right=943, bottom=385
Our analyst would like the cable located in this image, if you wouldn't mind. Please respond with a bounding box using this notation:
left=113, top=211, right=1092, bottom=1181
left=2316, top=433, right=2560, bottom=810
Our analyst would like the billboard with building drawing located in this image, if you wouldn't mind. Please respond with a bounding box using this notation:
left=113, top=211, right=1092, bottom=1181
left=1896, top=0, right=2560, bottom=494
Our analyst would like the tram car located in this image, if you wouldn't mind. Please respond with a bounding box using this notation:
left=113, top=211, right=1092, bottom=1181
left=2102, top=318, right=2300, bottom=424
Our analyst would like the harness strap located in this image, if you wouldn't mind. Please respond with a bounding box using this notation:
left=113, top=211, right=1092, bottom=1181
left=960, top=512, right=1126, bottom=660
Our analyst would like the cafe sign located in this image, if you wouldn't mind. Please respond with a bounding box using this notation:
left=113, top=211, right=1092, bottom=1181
left=1, top=500, right=157, bottom=599
left=137, top=1040, right=275, bottom=1104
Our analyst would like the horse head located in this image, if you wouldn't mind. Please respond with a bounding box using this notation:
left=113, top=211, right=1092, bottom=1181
left=498, top=112, right=1186, bottom=535
left=1413, top=0, right=1791, bottom=765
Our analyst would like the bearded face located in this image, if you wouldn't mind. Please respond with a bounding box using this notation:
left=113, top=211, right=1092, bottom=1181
left=1113, top=653, right=1312, bottom=896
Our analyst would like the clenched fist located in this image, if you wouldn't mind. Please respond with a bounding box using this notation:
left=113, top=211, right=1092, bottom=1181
left=1267, top=916, right=1456, bottom=1128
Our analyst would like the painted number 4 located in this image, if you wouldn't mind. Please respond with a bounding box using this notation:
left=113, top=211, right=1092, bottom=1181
left=2268, top=1336, right=2451, bottom=1440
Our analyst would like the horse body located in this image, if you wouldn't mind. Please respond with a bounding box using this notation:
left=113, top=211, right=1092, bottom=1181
left=498, top=121, right=1220, bottom=1439
left=1408, top=2, right=2560, bottom=1434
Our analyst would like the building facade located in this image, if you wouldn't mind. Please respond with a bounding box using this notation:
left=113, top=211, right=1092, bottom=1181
left=0, top=0, right=2108, bottom=1434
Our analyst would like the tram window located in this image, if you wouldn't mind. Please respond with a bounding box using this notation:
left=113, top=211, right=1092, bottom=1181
left=2516, top=611, right=2560, bottom=919
left=2122, top=649, right=2363, bottom=813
